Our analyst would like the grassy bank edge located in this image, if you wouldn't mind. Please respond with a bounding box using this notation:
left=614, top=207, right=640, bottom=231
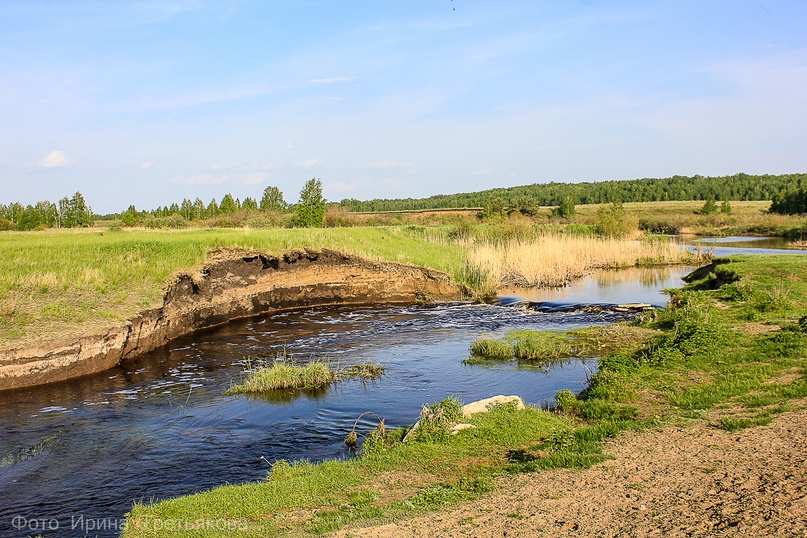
left=123, top=255, right=807, bottom=537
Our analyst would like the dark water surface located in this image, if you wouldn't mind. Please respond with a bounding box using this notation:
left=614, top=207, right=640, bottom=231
left=0, top=264, right=693, bottom=537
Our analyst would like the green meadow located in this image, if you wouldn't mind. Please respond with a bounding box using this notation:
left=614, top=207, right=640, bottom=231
left=0, top=226, right=465, bottom=346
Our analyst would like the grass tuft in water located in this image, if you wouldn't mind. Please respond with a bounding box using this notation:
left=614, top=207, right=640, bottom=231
left=225, top=359, right=384, bottom=395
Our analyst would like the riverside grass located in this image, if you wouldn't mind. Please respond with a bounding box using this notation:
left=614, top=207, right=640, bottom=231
left=224, top=360, right=384, bottom=394
left=0, top=225, right=700, bottom=348
left=467, top=233, right=704, bottom=289
left=123, top=255, right=807, bottom=537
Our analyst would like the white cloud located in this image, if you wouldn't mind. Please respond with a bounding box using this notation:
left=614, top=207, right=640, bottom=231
left=243, top=173, right=268, bottom=185
left=171, top=174, right=230, bottom=185
left=140, top=161, right=154, bottom=169
left=361, top=161, right=413, bottom=169
left=326, top=180, right=361, bottom=193
left=310, top=77, right=356, bottom=85
left=303, top=158, right=324, bottom=168
left=41, top=150, right=70, bottom=168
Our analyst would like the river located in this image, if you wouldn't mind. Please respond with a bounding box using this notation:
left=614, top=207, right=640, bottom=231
left=0, top=237, right=802, bottom=537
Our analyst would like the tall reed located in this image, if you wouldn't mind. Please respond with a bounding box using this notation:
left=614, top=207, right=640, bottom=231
left=468, top=234, right=703, bottom=289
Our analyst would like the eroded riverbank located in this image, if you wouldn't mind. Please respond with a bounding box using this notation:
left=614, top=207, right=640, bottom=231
left=0, top=248, right=467, bottom=391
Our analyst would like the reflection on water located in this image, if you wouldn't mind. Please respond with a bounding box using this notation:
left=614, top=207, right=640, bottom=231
left=675, top=235, right=807, bottom=257
left=500, top=265, right=695, bottom=306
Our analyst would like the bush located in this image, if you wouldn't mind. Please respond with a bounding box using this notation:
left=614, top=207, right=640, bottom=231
left=594, top=202, right=638, bottom=238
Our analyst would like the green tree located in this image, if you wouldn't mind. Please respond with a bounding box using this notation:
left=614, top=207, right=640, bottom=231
left=594, top=201, right=637, bottom=238
left=207, top=198, right=219, bottom=216
left=260, top=186, right=287, bottom=212
left=552, top=196, right=576, bottom=219
left=295, top=178, right=326, bottom=227
left=242, top=197, right=258, bottom=211
left=59, top=191, right=92, bottom=228
left=720, top=200, right=732, bottom=214
left=220, top=193, right=237, bottom=214
left=121, top=205, right=140, bottom=226
left=700, top=197, right=718, bottom=215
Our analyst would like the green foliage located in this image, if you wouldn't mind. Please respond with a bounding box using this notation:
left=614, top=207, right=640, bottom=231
left=594, top=201, right=638, bottom=238
left=720, top=199, right=732, bottom=214
left=338, top=173, right=805, bottom=212
left=409, top=397, right=464, bottom=443
left=469, top=338, right=514, bottom=360
left=219, top=193, right=238, bottom=214
left=225, top=360, right=336, bottom=394
left=770, top=186, right=807, bottom=215
left=295, top=178, right=327, bottom=227
left=554, top=389, right=578, bottom=412
left=260, top=185, right=287, bottom=212
left=551, top=195, right=576, bottom=219
left=700, top=196, right=718, bottom=215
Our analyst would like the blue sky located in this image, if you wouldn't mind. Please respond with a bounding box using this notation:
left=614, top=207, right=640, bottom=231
left=1, top=0, right=806, bottom=214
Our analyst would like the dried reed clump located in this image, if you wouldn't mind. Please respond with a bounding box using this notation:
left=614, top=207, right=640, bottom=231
left=1, top=297, right=17, bottom=317
left=468, top=234, right=701, bottom=289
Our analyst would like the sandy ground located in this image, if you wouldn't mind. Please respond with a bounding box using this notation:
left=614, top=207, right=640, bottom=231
left=335, top=407, right=807, bottom=537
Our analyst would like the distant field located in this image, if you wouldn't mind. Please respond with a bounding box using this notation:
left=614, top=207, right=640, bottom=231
left=0, top=227, right=465, bottom=347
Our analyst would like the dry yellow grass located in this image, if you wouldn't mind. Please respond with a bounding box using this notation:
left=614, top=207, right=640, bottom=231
left=469, top=234, right=701, bottom=288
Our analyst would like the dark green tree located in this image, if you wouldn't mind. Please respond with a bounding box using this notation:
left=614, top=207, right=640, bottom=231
left=220, top=194, right=237, bottom=214
left=260, top=186, right=287, bottom=212
left=552, top=196, right=576, bottom=219
left=295, top=178, right=326, bottom=227
left=700, top=197, right=718, bottom=215
left=720, top=200, right=732, bottom=214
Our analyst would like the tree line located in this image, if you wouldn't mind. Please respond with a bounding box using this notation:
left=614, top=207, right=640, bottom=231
left=3, top=173, right=805, bottom=231
left=0, top=192, right=93, bottom=231
left=338, top=173, right=806, bottom=213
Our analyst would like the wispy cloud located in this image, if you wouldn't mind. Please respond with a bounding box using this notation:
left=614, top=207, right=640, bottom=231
left=311, top=76, right=356, bottom=85
left=303, top=158, right=324, bottom=169
left=326, top=180, right=361, bottom=193
left=140, top=161, right=154, bottom=169
left=171, top=174, right=230, bottom=185
left=41, top=150, right=70, bottom=168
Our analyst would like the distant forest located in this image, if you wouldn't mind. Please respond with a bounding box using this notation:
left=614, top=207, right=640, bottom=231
left=337, top=173, right=807, bottom=212
left=2, top=173, right=805, bottom=231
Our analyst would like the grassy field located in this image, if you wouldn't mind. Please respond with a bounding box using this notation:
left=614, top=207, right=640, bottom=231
left=0, top=223, right=704, bottom=348
left=122, top=255, right=807, bottom=537
left=573, top=200, right=807, bottom=237
left=0, top=227, right=466, bottom=347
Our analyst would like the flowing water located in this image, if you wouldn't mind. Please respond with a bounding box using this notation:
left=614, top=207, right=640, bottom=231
left=0, top=252, right=787, bottom=537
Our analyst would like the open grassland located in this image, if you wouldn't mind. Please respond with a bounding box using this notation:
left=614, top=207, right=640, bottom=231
left=0, top=224, right=705, bottom=349
left=123, top=255, right=807, bottom=536
left=0, top=227, right=465, bottom=347
left=574, top=200, right=807, bottom=237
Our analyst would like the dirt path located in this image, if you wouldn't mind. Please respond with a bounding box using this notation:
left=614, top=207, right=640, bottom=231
left=336, top=407, right=807, bottom=537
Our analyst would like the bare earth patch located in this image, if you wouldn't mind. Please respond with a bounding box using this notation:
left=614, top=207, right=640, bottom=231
left=334, top=408, right=807, bottom=537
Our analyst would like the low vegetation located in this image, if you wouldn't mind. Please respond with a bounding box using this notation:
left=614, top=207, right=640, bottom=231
left=467, top=325, right=655, bottom=366
left=124, top=255, right=807, bottom=536
left=224, top=359, right=384, bottom=395
left=466, top=233, right=704, bottom=290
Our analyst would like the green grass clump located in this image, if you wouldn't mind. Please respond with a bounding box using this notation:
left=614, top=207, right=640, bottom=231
left=225, top=360, right=385, bottom=395
left=225, top=361, right=336, bottom=394
left=469, top=338, right=514, bottom=359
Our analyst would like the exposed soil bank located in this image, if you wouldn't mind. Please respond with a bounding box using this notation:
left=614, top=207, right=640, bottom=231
left=335, top=404, right=807, bottom=537
left=0, top=248, right=468, bottom=391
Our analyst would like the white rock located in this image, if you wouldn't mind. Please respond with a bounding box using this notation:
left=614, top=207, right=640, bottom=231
left=462, top=395, right=525, bottom=418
